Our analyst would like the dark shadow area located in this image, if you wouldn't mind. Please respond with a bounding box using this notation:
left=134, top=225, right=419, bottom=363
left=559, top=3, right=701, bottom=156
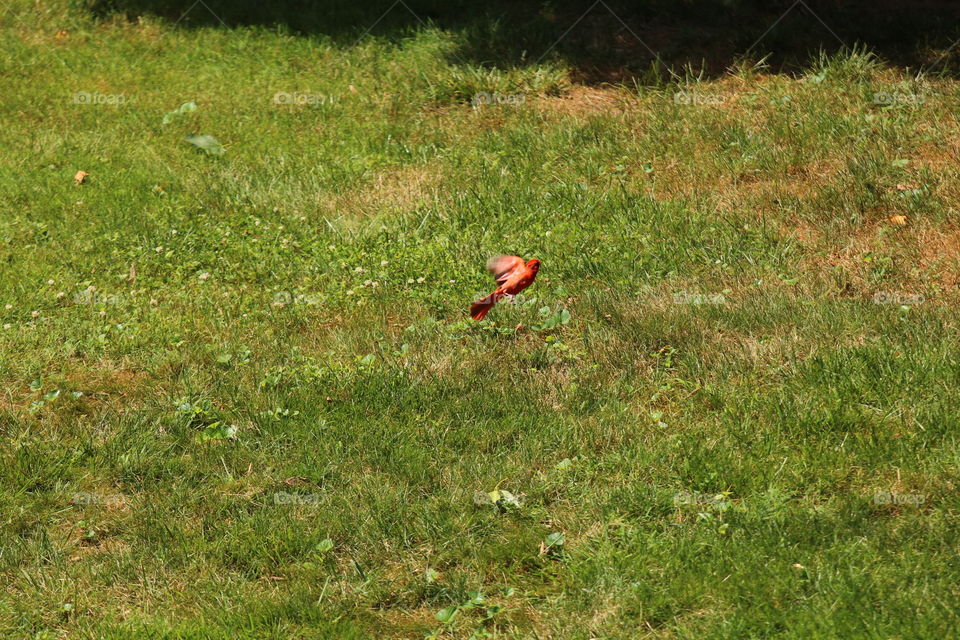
left=84, top=0, right=960, bottom=81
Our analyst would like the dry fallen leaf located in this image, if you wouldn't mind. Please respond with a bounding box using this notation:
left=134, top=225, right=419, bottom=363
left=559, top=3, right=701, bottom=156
left=889, top=215, right=907, bottom=226
left=792, top=563, right=805, bottom=570
left=896, top=183, right=918, bottom=191
left=55, top=29, right=68, bottom=39
left=74, top=170, right=89, bottom=183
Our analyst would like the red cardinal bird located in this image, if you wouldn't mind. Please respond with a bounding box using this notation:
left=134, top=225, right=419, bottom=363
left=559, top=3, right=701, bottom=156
left=470, top=255, right=541, bottom=321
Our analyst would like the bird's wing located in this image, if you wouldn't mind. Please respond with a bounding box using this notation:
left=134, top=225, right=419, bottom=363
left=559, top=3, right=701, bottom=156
left=486, top=255, right=525, bottom=285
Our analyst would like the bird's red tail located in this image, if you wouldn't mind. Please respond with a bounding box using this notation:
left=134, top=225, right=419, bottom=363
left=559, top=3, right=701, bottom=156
left=470, top=292, right=497, bottom=321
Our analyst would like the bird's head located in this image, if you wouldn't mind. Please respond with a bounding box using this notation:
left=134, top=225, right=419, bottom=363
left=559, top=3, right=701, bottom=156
left=526, top=259, right=541, bottom=272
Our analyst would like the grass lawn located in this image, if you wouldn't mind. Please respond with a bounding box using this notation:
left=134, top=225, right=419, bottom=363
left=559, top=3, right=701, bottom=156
left=1, top=1, right=959, bottom=638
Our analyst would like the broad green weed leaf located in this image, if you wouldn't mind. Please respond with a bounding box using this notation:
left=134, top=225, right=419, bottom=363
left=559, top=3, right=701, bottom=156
left=545, top=532, right=565, bottom=548
left=198, top=422, right=237, bottom=441
left=186, top=134, right=225, bottom=156
left=163, top=101, right=197, bottom=124
left=435, top=606, right=458, bottom=623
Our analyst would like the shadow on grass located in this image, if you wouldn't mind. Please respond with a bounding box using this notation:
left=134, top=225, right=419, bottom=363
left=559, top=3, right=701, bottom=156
left=83, top=0, right=960, bottom=81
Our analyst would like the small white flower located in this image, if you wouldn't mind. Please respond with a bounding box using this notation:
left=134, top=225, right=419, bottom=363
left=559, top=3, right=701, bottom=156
left=99, top=310, right=106, bottom=316
left=155, top=246, right=164, bottom=253
left=3, top=323, right=11, bottom=329
left=198, top=272, right=211, bottom=281
left=47, top=279, right=55, bottom=285
left=31, top=310, right=40, bottom=318
left=346, top=289, right=354, bottom=296
left=407, top=278, right=414, bottom=284
left=363, top=279, right=372, bottom=286
left=4, top=304, right=12, bottom=310
left=380, top=260, right=389, bottom=266
left=150, top=299, right=158, bottom=306
left=56, top=292, right=66, bottom=299
left=416, top=277, right=425, bottom=284
left=354, top=267, right=365, bottom=274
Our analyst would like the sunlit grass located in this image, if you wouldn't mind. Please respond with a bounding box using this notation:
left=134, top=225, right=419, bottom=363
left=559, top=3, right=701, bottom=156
left=1, top=1, right=959, bottom=638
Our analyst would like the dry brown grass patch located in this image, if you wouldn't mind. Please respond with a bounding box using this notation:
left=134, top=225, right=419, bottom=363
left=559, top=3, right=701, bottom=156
left=791, top=220, right=960, bottom=297
left=325, top=165, right=443, bottom=219
left=534, top=85, right=635, bottom=118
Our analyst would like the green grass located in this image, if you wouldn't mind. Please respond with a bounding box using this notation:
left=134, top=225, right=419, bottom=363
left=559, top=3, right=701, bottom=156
left=2, top=2, right=959, bottom=638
